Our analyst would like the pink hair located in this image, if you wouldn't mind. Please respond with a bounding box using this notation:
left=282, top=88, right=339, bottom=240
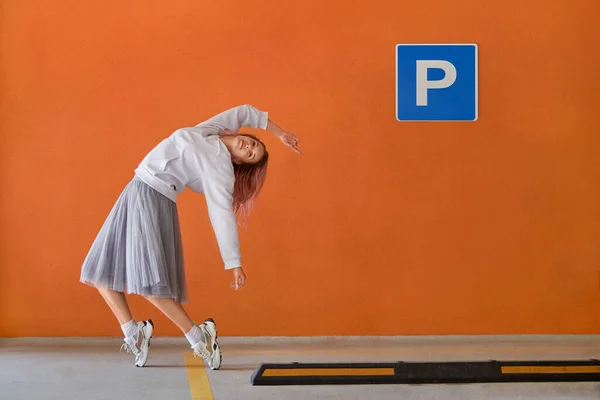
left=218, top=130, right=269, bottom=226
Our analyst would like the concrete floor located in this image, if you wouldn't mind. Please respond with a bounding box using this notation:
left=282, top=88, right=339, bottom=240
left=2, top=335, right=600, bottom=399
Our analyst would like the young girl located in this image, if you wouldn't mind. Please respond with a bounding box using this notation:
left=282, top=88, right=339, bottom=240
left=80, top=104, right=301, bottom=369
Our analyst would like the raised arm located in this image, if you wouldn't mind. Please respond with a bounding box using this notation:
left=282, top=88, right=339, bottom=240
left=264, top=120, right=302, bottom=154
left=198, top=104, right=302, bottom=154
left=196, top=104, right=268, bottom=132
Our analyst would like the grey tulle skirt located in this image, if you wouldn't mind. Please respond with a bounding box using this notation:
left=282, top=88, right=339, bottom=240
left=80, top=175, right=187, bottom=303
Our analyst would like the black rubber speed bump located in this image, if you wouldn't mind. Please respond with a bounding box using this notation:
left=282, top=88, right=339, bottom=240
left=251, top=360, right=600, bottom=385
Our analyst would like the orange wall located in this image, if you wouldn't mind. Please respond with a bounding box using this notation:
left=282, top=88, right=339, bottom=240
left=2, top=0, right=599, bottom=337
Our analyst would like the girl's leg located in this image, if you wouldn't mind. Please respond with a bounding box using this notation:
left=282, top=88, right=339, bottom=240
left=98, top=287, right=133, bottom=324
left=144, top=297, right=214, bottom=354
left=143, top=296, right=194, bottom=334
left=98, top=287, right=154, bottom=367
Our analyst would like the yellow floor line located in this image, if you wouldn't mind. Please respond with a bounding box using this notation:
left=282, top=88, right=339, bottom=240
left=184, top=352, right=214, bottom=400
left=225, top=346, right=594, bottom=355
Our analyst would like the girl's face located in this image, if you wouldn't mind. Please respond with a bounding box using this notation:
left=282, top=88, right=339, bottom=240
left=231, top=135, right=266, bottom=165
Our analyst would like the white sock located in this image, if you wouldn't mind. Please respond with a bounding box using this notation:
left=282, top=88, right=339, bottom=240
left=185, top=325, right=207, bottom=347
left=121, top=319, right=138, bottom=341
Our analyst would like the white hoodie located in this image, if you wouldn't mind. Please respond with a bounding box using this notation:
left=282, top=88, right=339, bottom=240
left=134, top=105, right=269, bottom=270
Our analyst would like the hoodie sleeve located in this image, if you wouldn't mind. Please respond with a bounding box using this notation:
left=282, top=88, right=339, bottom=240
left=200, top=166, right=242, bottom=270
left=196, top=104, right=269, bottom=132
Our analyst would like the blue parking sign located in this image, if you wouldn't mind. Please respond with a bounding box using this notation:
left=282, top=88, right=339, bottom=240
left=396, top=44, right=478, bottom=121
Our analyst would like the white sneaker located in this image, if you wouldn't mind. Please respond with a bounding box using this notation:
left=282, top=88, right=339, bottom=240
left=203, top=318, right=221, bottom=370
left=191, top=318, right=221, bottom=370
left=120, top=319, right=154, bottom=367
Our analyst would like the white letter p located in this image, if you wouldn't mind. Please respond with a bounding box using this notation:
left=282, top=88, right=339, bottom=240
left=416, top=60, right=457, bottom=106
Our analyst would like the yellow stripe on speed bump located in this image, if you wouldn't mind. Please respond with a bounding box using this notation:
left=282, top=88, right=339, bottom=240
left=184, top=352, right=214, bottom=400
left=263, top=368, right=395, bottom=377
left=502, top=366, right=600, bottom=374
